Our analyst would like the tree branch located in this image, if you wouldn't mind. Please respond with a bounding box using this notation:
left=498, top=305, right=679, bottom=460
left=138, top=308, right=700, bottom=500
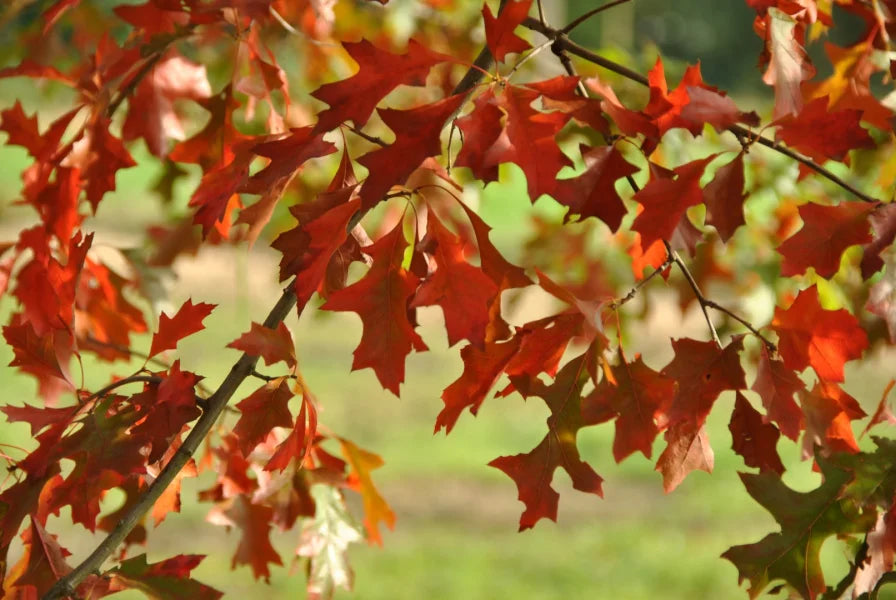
left=43, top=286, right=298, bottom=600
left=522, top=17, right=881, bottom=205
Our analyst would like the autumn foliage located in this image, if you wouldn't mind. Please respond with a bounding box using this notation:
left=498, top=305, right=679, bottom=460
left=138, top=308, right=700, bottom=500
left=2, top=0, right=896, bottom=598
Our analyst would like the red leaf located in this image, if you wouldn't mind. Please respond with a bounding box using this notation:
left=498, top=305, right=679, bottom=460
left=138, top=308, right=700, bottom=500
left=645, top=58, right=758, bottom=135
left=729, top=392, right=784, bottom=474
left=108, top=554, right=222, bottom=600
left=122, top=52, right=212, bottom=157
left=775, top=96, right=875, bottom=163
left=861, top=203, right=896, bottom=279
left=800, top=381, right=864, bottom=456
left=357, top=94, right=465, bottom=209
left=661, top=336, right=746, bottom=429
left=219, top=495, right=283, bottom=581
left=860, top=379, right=896, bottom=439
left=631, top=155, right=717, bottom=248
left=266, top=393, right=317, bottom=472
left=454, top=89, right=504, bottom=184
left=489, top=354, right=603, bottom=530
left=771, top=285, right=868, bottom=382
left=436, top=337, right=521, bottom=434
left=483, top=0, right=532, bottom=62
left=322, top=221, right=427, bottom=395
left=750, top=345, right=805, bottom=440
left=703, top=152, right=748, bottom=243
left=412, top=211, right=498, bottom=347
left=552, top=144, right=639, bottom=231
left=311, top=39, right=452, bottom=133
left=339, top=438, right=395, bottom=544
left=777, top=201, right=874, bottom=278
left=655, top=420, right=714, bottom=493
left=240, top=127, right=337, bottom=195
left=233, top=378, right=295, bottom=457
left=227, top=322, right=296, bottom=369
left=148, top=299, right=216, bottom=358
left=583, top=349, right=675, bottom=462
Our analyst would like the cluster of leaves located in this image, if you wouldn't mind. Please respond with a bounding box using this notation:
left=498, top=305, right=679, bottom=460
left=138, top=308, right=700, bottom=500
left=1, top=0, right=896, bottom=598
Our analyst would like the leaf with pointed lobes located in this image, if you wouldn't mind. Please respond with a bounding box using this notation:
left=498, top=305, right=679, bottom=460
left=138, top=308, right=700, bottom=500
left=240, top=127, right=337, bottom=195
left=535, top=270, right=607, bottom=345
left=121, top=52, right=213, bottom=158
left=107, top=554, right=222, bottom=600
left=777, top=201, right=874, bottom=278
left=525, top=76, right=609, bottom=134
left=729, top=392, right=785, bottom=474
left=457, top=200, right=531, bottom=291
left=216, top=494, right=283, bottom=581
left=861, top=203, right=896, bottom=280
left=751, top=345, right=804, bottom=441
left=228, top=322, right=297, bottom=369
left=799, top=381, right=864, bottom=457
left=703, top=152, right=748, bottom=243
left=339, top=438, right=395, bottom=545
left=357, top=94, right=465, bottom=209
left=771, top=285, right=868, bottom=383
left=483, top=0, right=532, bottom=62
left=5, top=518, right=73, bottom=598
left=266, top=392, right=317, bottom=472
left=233, top=378, right=295, bottom=457
left=148, top=299, right=216, bottom=358
left=645, top=57, right=759, bottom=136
left=487, top=85, right=574, bottom=202
left=722, top=456, right=873, bottom=600
left=655, top=420, right=714, bottom=493
left=760, top=8, right=815, bottom=118
left=552, top=144, right=639, bottom=231
left=860, top=380, right=896, bottom=439
left=322, top=220, right=427, bottom=396
left=411, top=211, right=498, bottom=347
left=311, top=38, right=453, bottom=133
left=436, top=336, right=522, bottom=434
left=454, top=89, right=504, bottom=184
left=584, top=349, right=675, bottom=462
left=631, top=154, right=718, bottom=248
left=490, top=353, right=604, bottom=531
left=661, top=336, right=746, bottom=429
left=774, top=96, right=875, bottom=164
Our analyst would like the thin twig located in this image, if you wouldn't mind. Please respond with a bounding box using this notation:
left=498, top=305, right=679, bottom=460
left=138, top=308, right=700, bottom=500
left=665, top=242, right=721, bottom=346
left=345, top=125, right=388, bottom=147
left=522, top=17, right=882, bottom=205
left=611, top=254, right=673, bottom=309
left=702, top=299, right=776, bottom=351
left=562, top=0, right=632, bottom=34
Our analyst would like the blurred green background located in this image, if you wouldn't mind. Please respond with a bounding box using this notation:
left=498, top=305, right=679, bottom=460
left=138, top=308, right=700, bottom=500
left=1, top=1, right=893, bottom=599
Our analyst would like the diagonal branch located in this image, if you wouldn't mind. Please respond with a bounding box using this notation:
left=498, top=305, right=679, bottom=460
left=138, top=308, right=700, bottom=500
left=43, top=287, right=298, bottom=600
left=522, top=17, right=881, bottom=205
left=44, top=5, right=512, bottom=597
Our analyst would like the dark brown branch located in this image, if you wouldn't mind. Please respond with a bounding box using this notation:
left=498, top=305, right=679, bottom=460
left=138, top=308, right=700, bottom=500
left=43, top=286, right=299, bottom=600
left=562, top=0, right=632, bottom=34
left=522, top=17, right=881, bottom=205
left=702, top=298, right=777, bottom=351
left=665, top=242, right=722, bottom=346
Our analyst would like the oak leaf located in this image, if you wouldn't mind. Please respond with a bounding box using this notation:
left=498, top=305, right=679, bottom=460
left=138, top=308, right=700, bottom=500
left=322, top=220, right=426, bottom=395
left=729, top=392, right=785, bottom=474
left=771, top=285, right=868, bottom=382
left=777, top=201, right=873, bottom=278
left=148, top=299, right=216, bottom=358
left=483, top=0, right=532, bottom=62
left=227, top=322, right=297, bottom=369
